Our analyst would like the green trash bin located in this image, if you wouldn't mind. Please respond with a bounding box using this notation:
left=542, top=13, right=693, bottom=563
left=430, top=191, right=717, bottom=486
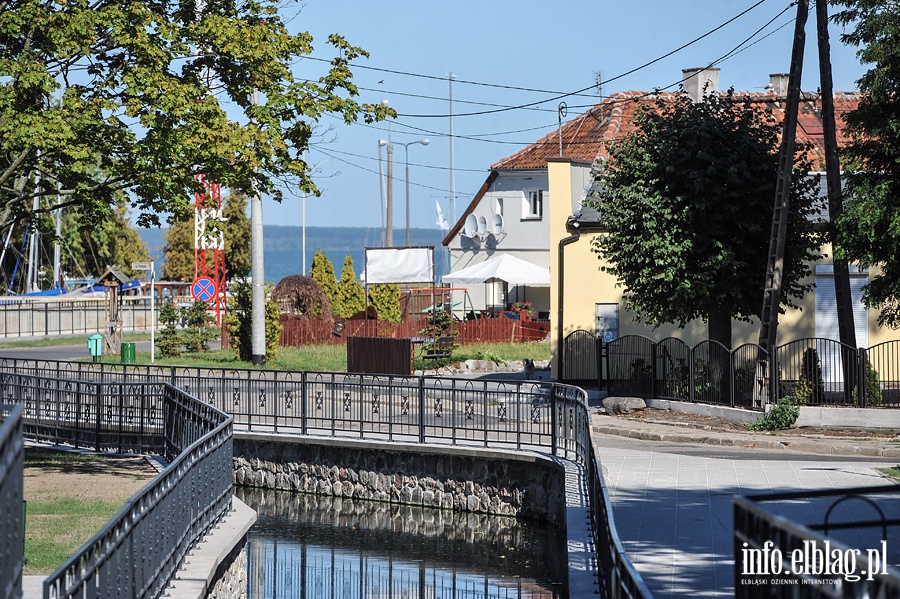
left=121, top=342, right=136, bottom=364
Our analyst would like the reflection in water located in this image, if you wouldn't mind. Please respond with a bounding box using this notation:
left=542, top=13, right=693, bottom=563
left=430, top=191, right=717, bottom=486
left=236, top=487, right=567, bottom=599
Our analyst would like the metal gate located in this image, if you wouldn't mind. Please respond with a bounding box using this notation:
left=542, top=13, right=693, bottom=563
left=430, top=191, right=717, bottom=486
left=562, top=329, right=602, bottom=388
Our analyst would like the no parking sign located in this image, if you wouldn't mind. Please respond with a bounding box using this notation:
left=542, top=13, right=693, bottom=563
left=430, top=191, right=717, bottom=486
left=191, top=276, right=217, bottom=303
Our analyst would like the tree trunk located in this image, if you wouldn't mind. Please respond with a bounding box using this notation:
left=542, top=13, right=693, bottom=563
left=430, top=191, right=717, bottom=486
left=707, top=306, right=732, bottom=349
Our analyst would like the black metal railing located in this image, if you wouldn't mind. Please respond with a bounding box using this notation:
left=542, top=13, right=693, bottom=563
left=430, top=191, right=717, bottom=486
left=0, top=368, right=232, bottom=599
left=734, top=486, right=900, bottom=596
left=0, top=404, right=24, bottom=599
left=567, top=333, right=900, bottom=409
left=552, top=383, right=652, bottom=598
left=0, top=357, right=653, bottom=599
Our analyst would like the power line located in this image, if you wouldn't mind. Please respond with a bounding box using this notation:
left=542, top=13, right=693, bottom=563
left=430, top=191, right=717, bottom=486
left=311, top=145, right=486, bottom=172
left=310, top=147, right=474, bottom=197
left=392, top=0, right=770, bottom=118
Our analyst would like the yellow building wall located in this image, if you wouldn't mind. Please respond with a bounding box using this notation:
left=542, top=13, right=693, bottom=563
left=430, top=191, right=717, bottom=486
left=549, top=160, right=900, bottom=378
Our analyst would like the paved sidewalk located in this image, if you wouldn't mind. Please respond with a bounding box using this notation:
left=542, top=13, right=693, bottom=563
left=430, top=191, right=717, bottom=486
left=592, top=412, right=900, bottom=598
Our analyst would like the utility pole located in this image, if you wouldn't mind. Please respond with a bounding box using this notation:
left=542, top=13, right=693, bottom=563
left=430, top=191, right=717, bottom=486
left=816, top=0, right=858, bottom=400
left=386, top=142, right=394, bottom=247
left=250, top=89, right=266, bottom=365
left=756, top=0, right=809, bottom=405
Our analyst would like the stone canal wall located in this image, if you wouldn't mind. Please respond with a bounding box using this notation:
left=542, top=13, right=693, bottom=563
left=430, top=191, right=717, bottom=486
left=233, top=433, right=566, bottom=524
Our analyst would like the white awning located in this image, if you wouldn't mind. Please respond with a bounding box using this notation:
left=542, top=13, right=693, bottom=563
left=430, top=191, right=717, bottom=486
left=441, top=254, right=550, bottom=286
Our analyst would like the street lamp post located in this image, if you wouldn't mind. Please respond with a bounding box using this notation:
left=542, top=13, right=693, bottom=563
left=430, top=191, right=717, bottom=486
left=399, top=139, right=430, bottom=246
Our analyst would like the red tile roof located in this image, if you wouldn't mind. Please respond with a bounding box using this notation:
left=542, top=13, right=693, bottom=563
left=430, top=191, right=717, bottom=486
left=444, top=89, right=862, bottom=245
left=491, top=90, right=862, bottom=171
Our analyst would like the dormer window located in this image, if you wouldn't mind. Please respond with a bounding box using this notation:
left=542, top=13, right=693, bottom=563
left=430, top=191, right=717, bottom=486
left=523, top=189, right=543, bottom=220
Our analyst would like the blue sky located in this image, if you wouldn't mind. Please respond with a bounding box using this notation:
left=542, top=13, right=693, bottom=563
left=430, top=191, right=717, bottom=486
left=262, top=0, right=867, bottom=233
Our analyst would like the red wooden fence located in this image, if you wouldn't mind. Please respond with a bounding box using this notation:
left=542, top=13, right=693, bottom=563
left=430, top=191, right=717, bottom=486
left=278, top=315, right=550, bottom=347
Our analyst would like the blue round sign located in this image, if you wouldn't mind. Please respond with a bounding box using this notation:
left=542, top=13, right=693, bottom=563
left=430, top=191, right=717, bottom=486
left=192, top=277, right=217, bottom=303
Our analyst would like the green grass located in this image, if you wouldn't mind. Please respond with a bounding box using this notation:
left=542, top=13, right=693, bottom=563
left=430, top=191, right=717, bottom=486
left=23, top=449, right=145, bottom=575
left=25, top=497, right=126, bottom=574
left=24, top=451, right=98, bottom=468
left=877, top=466, right=900, bottom=481
left=92, top=340, right=553, bottom=372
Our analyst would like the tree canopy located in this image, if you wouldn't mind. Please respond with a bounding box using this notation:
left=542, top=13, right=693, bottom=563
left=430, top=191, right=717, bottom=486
left=832, top=0, right=900, bottom=327
left=0, top=0, right=392, bottom=230
left=590, top=90, right=823, bottom=347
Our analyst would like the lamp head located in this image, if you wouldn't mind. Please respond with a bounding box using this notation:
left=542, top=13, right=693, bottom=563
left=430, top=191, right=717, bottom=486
left=378, top=139, right=388, bottom=147
left=421, top=138, right=430, bottom=146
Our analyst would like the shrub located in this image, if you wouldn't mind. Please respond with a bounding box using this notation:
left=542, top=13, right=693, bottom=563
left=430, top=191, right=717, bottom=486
left=309, top=249, right=338, bottom=307
left=749, top=395, right=802, bottom=431
left=335, top=255, right=366, bottom=318
left=155, top=301, right=183, bottom=358
left=798, top=347, right=825, bottom=404
left=271, top=274, right=332, bottom=318
left=181, top=302, right=218, bottom=352
left=224, top=280, right=282, bottom=363
left=368, top=284, right=402, bottom=323
left=853, top=358, right=883, bottom=407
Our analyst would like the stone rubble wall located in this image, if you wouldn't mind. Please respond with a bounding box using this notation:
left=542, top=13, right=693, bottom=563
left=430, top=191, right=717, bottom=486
left=233, top=434, right=566, bottom=524
left=206, top=540, right=248, bottom=599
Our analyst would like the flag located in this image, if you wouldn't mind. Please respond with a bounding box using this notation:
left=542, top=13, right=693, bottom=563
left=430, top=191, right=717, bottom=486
left=435, top=199, right=450, bottom=231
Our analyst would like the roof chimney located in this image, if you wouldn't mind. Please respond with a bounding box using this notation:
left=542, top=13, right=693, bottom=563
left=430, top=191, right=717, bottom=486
left=767, top=74, right=790, bottom=99
left=682, top=67, right=720, bottom=103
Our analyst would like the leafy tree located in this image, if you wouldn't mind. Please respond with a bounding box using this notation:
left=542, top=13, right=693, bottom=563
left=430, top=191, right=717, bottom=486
left=309, top=250, right=339, bottom=308
left=223, top=192, right=251, bottom=280
left=225, top=280, right=281, bottom=363
left=590, top=90, right=823, bottom=347
left=0, top=197, right=150, bottom=291
left=161, top=219, right=194, bottom=281
left=832, top=1, right=900, bottom=327
left=0, top=0, right=392, bottom=232
left=336, top=255, right=366, bottom=318
left=368, top=284, right=402, bottom=323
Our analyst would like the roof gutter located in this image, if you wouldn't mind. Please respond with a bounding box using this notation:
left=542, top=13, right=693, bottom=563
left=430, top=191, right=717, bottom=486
left=557, top=228, right=581, bottom=380
left=557, top=215, right=605, bottom=379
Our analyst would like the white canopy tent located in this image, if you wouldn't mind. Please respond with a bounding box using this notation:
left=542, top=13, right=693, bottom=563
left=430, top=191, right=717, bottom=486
left=441, top=253, right=550, bottom=286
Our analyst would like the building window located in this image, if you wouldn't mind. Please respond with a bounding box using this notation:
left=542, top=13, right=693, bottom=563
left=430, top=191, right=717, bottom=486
left=523, top=190, right=543, bottom=219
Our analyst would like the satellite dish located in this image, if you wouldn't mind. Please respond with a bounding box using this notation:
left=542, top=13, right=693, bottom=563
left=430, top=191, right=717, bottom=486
left=463, top=214, right=478, bottom=238
left=491, top=213, right=504, bottom=235
left=477, top=216, right=488, bottom=236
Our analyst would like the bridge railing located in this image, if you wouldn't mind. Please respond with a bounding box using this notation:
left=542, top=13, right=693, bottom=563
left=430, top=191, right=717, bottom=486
left=0, top=357, right=652, bottom=598
left=734, top=486, right=900, bottom=597
left=0, top=404, right=24, bottom=599
left=0, top=366, right=232, bottom=599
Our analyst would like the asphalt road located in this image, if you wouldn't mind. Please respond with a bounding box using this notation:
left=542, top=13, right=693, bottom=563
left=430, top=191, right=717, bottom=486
left=0, top=340, right=158, bottom=362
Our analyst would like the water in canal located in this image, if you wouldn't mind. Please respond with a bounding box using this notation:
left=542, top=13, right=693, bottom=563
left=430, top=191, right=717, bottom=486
left=236, top=487, right=568, bottom=599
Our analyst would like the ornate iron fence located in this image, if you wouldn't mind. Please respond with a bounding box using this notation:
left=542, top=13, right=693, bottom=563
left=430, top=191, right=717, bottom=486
left=734, top=486, right=900, bottom=596
left=0, top=357, right=653, bottom=599
left=584, top=334, right=900, bottom=409
left=0, top=404, right=24, bottom=599
left=0, top=368, right=232, bottom=599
